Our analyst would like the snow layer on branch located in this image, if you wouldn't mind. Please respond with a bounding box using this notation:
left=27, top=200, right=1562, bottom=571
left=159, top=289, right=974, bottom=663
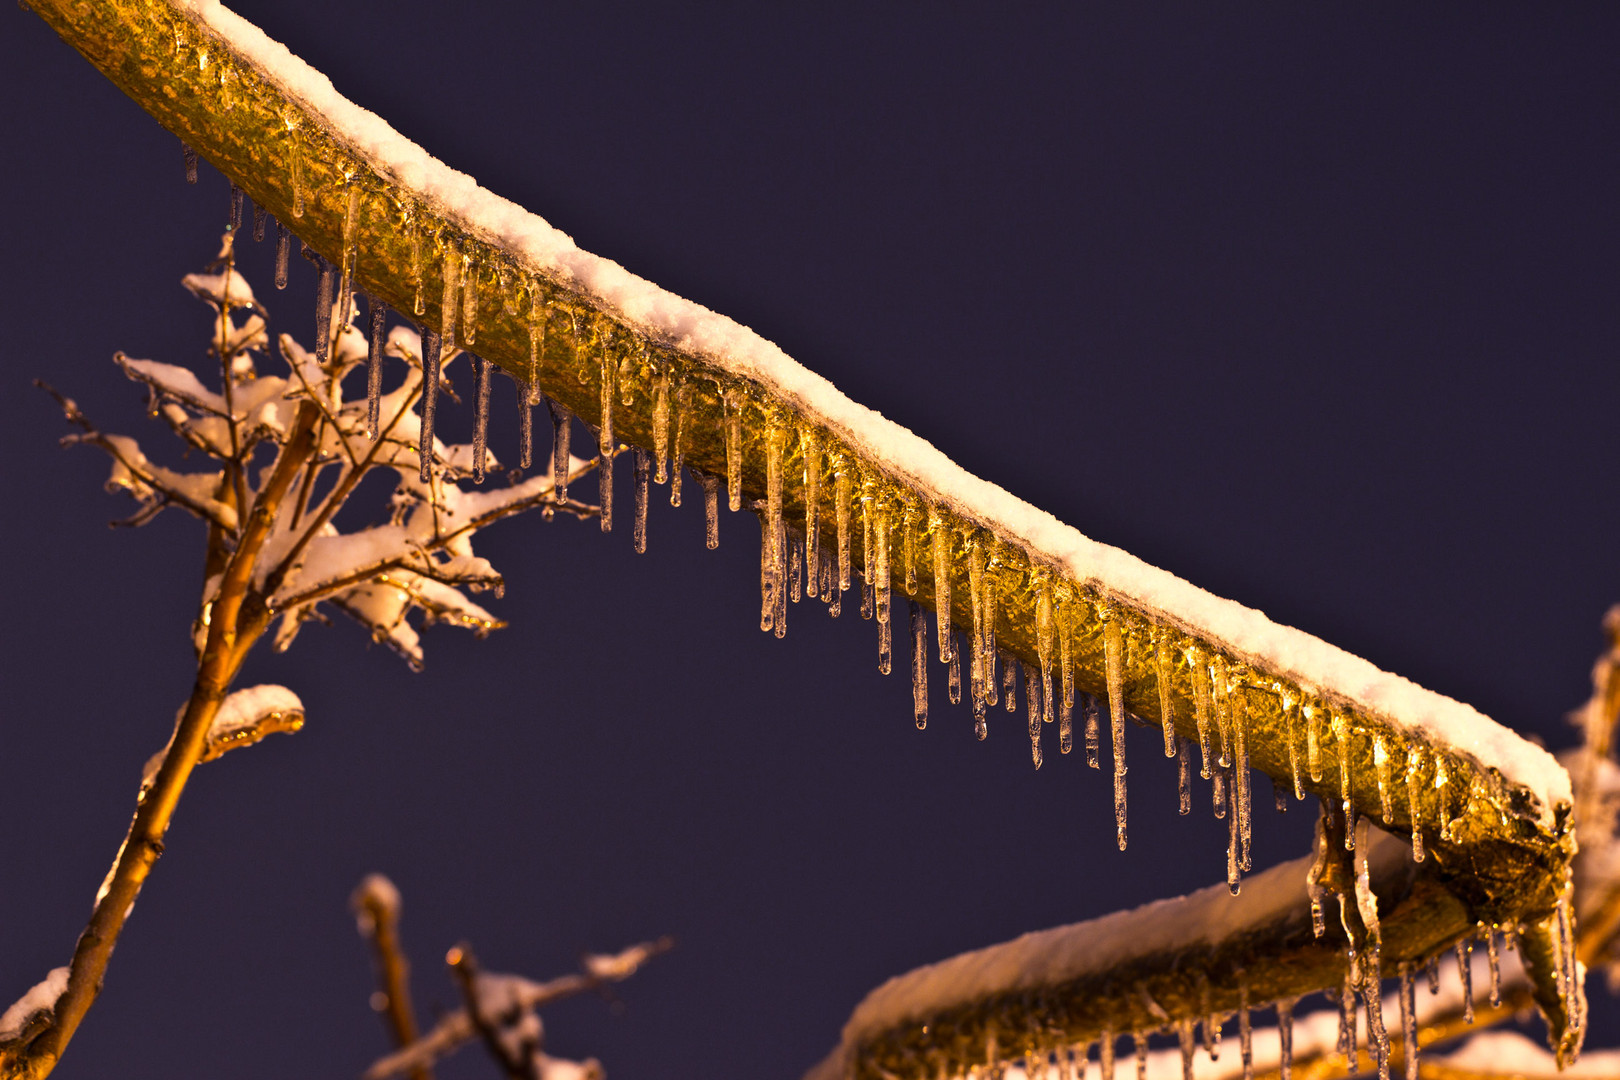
left=1432, top=1031, right=1620, bottom=1079
left=211, top=684, right=304, bottom=738
left=186, top=1, right=1568, bottom=812
left=809, top=829, right=1410, bottom=1078
left=0, top=967, right=69, bottom=1041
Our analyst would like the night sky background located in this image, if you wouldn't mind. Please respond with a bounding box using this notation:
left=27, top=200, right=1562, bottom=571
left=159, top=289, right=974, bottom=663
left=2, top=3, right=1618, bottom=1078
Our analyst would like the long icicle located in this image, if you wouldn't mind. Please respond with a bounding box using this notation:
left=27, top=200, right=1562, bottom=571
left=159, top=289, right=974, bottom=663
left=547, top=397, right=572, bottom=502
left=1282, top=689, right=1306, bottom=800
left=1398, top=963, right=1418, bottom=1080
left=1406, top=747, right=1427, bottom=863
left=274, top=219, right=291, bottom=289
left=931, top=514, right=953, bottom=664
left=874, top=497, right=891, bottom=674
left=633, top=446, right=651, bottom=555
left=471, top=354, right=492, bottom=483
left=967, top=541, right=986, bottom=709
left=1177, top=735, right=1192, bottom=814
left=701, top=471, right=720, bottom=550
left=1278, top=998, right=1296, bottom=1080
left=1105, top=615, right=1128, bottom=849
left=365, top=293, right=386, bottom=439
left=336, top=180, right=361, bottom=335
left=910, top=600, right=928, bottom=730
left=1232, top=677, right=1252, bottom=873
left=516, top=373, right=532, bottom=470
left=312, top=256, right=335, bottom=367
left=652, top=368, right=670, bottom=484
left=801, top=426, right=819, bottom=587
left=1239, top=979, right=1253, bottom=1080
left=1026, top=659, right=1043, bottom=769
left=1156, top=628, right=1176, bottom=758
left=764, top=422, right=784, bottom=631
left=598, top=341, right=615, bottom=533
left=670, top=379, right=689, bottom=507
left=835, top=466, right=852, bottom=592
left=417, top=326, right=442, bottom=482
left=724, top=388, right=743, bottom=512
left=1190, top=644, right=1213, bottom=778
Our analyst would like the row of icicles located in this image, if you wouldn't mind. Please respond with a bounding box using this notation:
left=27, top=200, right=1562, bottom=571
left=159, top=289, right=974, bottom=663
left=870, top=915, right=1524, bottom=1080
left=206, top=148, right=1499, bottom=897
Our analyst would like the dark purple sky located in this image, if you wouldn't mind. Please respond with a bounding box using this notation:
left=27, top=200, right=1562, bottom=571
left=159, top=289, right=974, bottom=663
left=2, top=4, right=1617, bottom=1078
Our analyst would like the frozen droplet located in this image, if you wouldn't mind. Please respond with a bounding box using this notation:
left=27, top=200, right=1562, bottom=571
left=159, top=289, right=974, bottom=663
left=1177, top=736, right=1192, bottom=815
left=547, top=397, right=573, bottom=503
left=313, top=257, right=336, bottom=366
left=366, top=294, right=386, bottom=438
left=1105, top=618, right=1128, bottom=849
left=671, top=381, right=689, bottom=507
left=472, top=354, right=492, bottom=484
left=835, top=469, right=852, bottom=592
left=1277, top=998, right=1296, bottom=1080
left=633, top=446, right=650, bottom=555
left=1456, top=939, right=1473, bottom=1023
left=1025, top=659, right=1043, bottom=769
left=439, top=239, right=460, bottom=349
left=418, top=326, right=442, bottom=482
left=910, top=601, right=928, bottom=730
left=701, top=471, right=720, bottom=550
left=724, top=390, right=743, bottom=512
left=183, top=140, right=198, bottom=184
left=1155, top=630, right=1176, bottom=757
left=1189, top=645, right=1213, bottom=779
left=932, top=515, right=953, bottom=663
left=1405, top=748, right=1426, bottom=862
left=252, top=201, right=267, bottom=242
left=228, top=181, right=244, bottom=232
left=652, top=370, right=671, bottom=484
left=874, top=498, right=891, bottom=674
left=1083, top=693, right=1100, bottom=769
left=1398, top=964, right=1418, bottom=1080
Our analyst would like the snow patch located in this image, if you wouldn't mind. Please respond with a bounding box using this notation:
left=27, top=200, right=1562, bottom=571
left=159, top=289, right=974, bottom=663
left=0, top=966, right=69, bottom=1041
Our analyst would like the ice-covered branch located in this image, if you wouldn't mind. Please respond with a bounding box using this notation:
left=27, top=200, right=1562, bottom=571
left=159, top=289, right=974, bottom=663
left=140, top=685, right=305, bottom=789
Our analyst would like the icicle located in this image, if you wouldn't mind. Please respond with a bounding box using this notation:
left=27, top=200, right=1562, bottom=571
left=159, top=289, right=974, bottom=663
left=1484, top=923, right=1501, bottom=1006
left=1426, top=955, right=1440, bottom=994
left=1280, top=691, right=1305, bottom=800
left=910, top=601, right=928, bottom=729
left=1026, top=659, right=1043, bottom=769
left=1339, top=965, right=1359, bottom=1070
left=790, top=535, right=803, bottom=603
left=1405, top=747, right=1426, bottom=862
left=932, top=516, right=953, bottom=663
left=1307, top=801, right=1331, bottom=938
left=974, top=696, right=987, bottom=742
left=860, top=481, right=874, bottom=621
left=1083, top=693, right=1101, bottom=769
left=1059, top=594, right=1075, bottom=710
left=1435, top=756, right=1453, bottom=842
left=875, top=497, right=891, bottom=674
left=598, top=347, right=616, bottom=462
left=1189, top=645, right=1213, bottom=778
left=597, top=444, right=614, bottom=533
left=633, top=446, right=650, bottom=555
left=1177, top=736, right=1192, bottom=815
left=1177, top=1019, right=1195, bottom=1080
left=1456, top=939, right=1473, bottom=1023
left=701, top=472, right=720, bottom=550
left=418, top=327, right=442, bottom=482
left=571, top=309, right=591, bottom=384
left=517, top=375, right=533, bottom=470
left=824, top=554, right=841, bottom=617
left=1099, top=1028, right=1115, bottom=1080
left=1105, top=616, right=1128, bottom=850
left=1227, top=764, right=1241, bottom=893
left=228, top=182, right=244, bottom=232
left=1132, top=1032, right=1147, bottom=1080
left=366, top=294, right=386, bottom=439
left=1154, top=629, right=1176, bottom=757
left=526, top=289, right=546, bottom=406
left=471, top=354, right=492, bottom=483
left=275, top=220, right=291, bottom=289
left=948, top=638, right=962, bottom=705
left=724, top=389, right=743, bottom=511
left=461, top=253, right=479, bottom=345
left=759, top=511, right=775, bottom=634
left=1059, top=692, right=1073, bottom=754
left=1333, top=711, right=1353, bottom=826
left=1205, top=1005, right=1221, bottom=1057
left=1214, top=767, right=1228, bottom=820
left=439, top=239, right=459, bottom=348
left=313, top=257, right=336, bottom=366
left=983, top=559, right=999, bottom=704
left=1239, top=980, right=1253, bottom=1080
left=183, top=140, right=198, bottom=184
left=498, top=264, right=515, bottom=316
left=1305, top=703, right=1324, bottom=783
left=1373, top=734, right=1392, bottom=819
left=1002, top=648, right=1018, bottom=714
left=671, top=380, right=689, bottom=507
left=902, top=506, right=919, bottom=596
left=835, top=468, right=852, bottom=592
left=764, top=423, right=785, bottom=630
left=1398, top=964, right=1418, bottom=1080
left=1211, top=655, right=1233, bottom=769
left=252, top=201, right=266, bottom=242
left=336, top=181, right=361, bottom=333
left=800, top=427, right=820, bottom=583
left=289, top=136, right=304, bottom=217
left=1232, top=677, right=1251, bottom=871
left=860, top=577, right=874, bottom=621
left=651, top=370, right=671, bottom=484
left=1035, top=576, right=1056, bottom=718
left=1277, top=999, right=1296, bottom=1080
left=548, top=398, right=573, bottom=503
left=967, top=543, right=986, bottom=707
